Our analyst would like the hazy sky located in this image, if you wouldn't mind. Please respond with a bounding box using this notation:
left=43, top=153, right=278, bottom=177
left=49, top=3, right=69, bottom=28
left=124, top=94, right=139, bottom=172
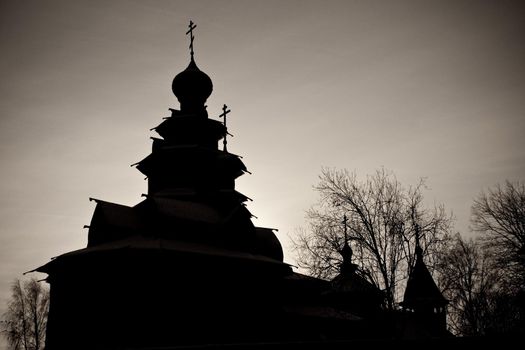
left=1, top=0, right=524, bottom=344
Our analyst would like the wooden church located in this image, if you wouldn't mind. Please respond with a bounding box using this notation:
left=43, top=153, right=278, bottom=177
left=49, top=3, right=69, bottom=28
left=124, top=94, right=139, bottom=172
left=35, top=22, right=450, bottom=349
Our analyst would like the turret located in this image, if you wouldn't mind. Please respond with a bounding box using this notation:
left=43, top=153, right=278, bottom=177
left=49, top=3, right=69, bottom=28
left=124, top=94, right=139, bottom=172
left=328, top=215, right=384, bottom=317
left=401, top=227, right=448, bottom=335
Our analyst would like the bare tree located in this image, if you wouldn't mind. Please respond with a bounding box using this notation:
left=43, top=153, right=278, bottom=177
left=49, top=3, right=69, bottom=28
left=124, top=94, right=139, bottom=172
left=292, top=168, right=452, bottom=309
left=436, top=234, right=497, bottom=335
left=2, top=279, right=49, bottom=350
left=471, top=180, right=525, bottom=291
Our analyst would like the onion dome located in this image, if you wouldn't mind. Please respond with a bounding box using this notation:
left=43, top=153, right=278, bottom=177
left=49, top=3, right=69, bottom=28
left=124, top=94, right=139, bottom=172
left=172, top=58, right=213, bottom=115
left=340, top=241, right=357, bottom=275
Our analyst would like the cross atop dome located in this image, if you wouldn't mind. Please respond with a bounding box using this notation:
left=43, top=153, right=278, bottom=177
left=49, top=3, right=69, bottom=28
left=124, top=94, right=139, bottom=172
left=186, top=20, right=197, bottom=60
left=172, top=21, right=213, bottom=116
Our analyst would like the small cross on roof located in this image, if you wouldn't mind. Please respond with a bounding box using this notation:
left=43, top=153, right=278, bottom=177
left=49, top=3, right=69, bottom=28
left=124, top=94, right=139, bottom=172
left=219, top=104, right=231, bottom=152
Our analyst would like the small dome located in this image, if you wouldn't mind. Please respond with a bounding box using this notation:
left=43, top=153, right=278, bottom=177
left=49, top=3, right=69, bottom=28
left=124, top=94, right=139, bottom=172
left=254, top=228, right=284, bottom=261
left=172, top=58, right=213, bottom=115
left=340, top=241, right=357, bottom=275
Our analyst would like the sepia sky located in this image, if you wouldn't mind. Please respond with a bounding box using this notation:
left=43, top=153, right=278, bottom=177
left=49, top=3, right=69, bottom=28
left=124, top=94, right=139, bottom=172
left=0, top=0, right=524, bottom=340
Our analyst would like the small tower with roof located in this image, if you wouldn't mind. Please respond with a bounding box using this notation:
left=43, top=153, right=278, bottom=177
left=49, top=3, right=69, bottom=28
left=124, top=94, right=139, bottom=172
left=401, top=225, right=449, bottom=335
left=328, top=215, right=384, bottom=317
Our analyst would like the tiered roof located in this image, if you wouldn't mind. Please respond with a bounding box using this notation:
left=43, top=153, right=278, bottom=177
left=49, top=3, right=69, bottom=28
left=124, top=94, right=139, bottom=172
left=37, top=22, right=288, bottom=276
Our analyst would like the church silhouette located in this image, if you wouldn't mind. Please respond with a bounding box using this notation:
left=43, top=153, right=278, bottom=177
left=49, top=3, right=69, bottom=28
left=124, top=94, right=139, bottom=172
left=35, top=23, right=452, bottom=349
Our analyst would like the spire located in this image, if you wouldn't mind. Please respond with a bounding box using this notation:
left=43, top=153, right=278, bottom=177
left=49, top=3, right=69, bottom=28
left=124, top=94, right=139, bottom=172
left=414, top=223, right=423, bottom=261
left=402, top=223, right=447, bottom=310
left=343, top=213, right=348, bottom=242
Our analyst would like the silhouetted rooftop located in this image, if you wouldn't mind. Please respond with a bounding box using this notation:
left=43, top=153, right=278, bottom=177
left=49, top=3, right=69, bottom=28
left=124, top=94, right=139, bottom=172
left=402, top=254, right=447, bottom=309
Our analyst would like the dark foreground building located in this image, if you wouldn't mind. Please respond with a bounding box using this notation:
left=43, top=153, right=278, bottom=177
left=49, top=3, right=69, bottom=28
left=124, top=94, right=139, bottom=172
left=35, top=25, right=454, bottom=349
